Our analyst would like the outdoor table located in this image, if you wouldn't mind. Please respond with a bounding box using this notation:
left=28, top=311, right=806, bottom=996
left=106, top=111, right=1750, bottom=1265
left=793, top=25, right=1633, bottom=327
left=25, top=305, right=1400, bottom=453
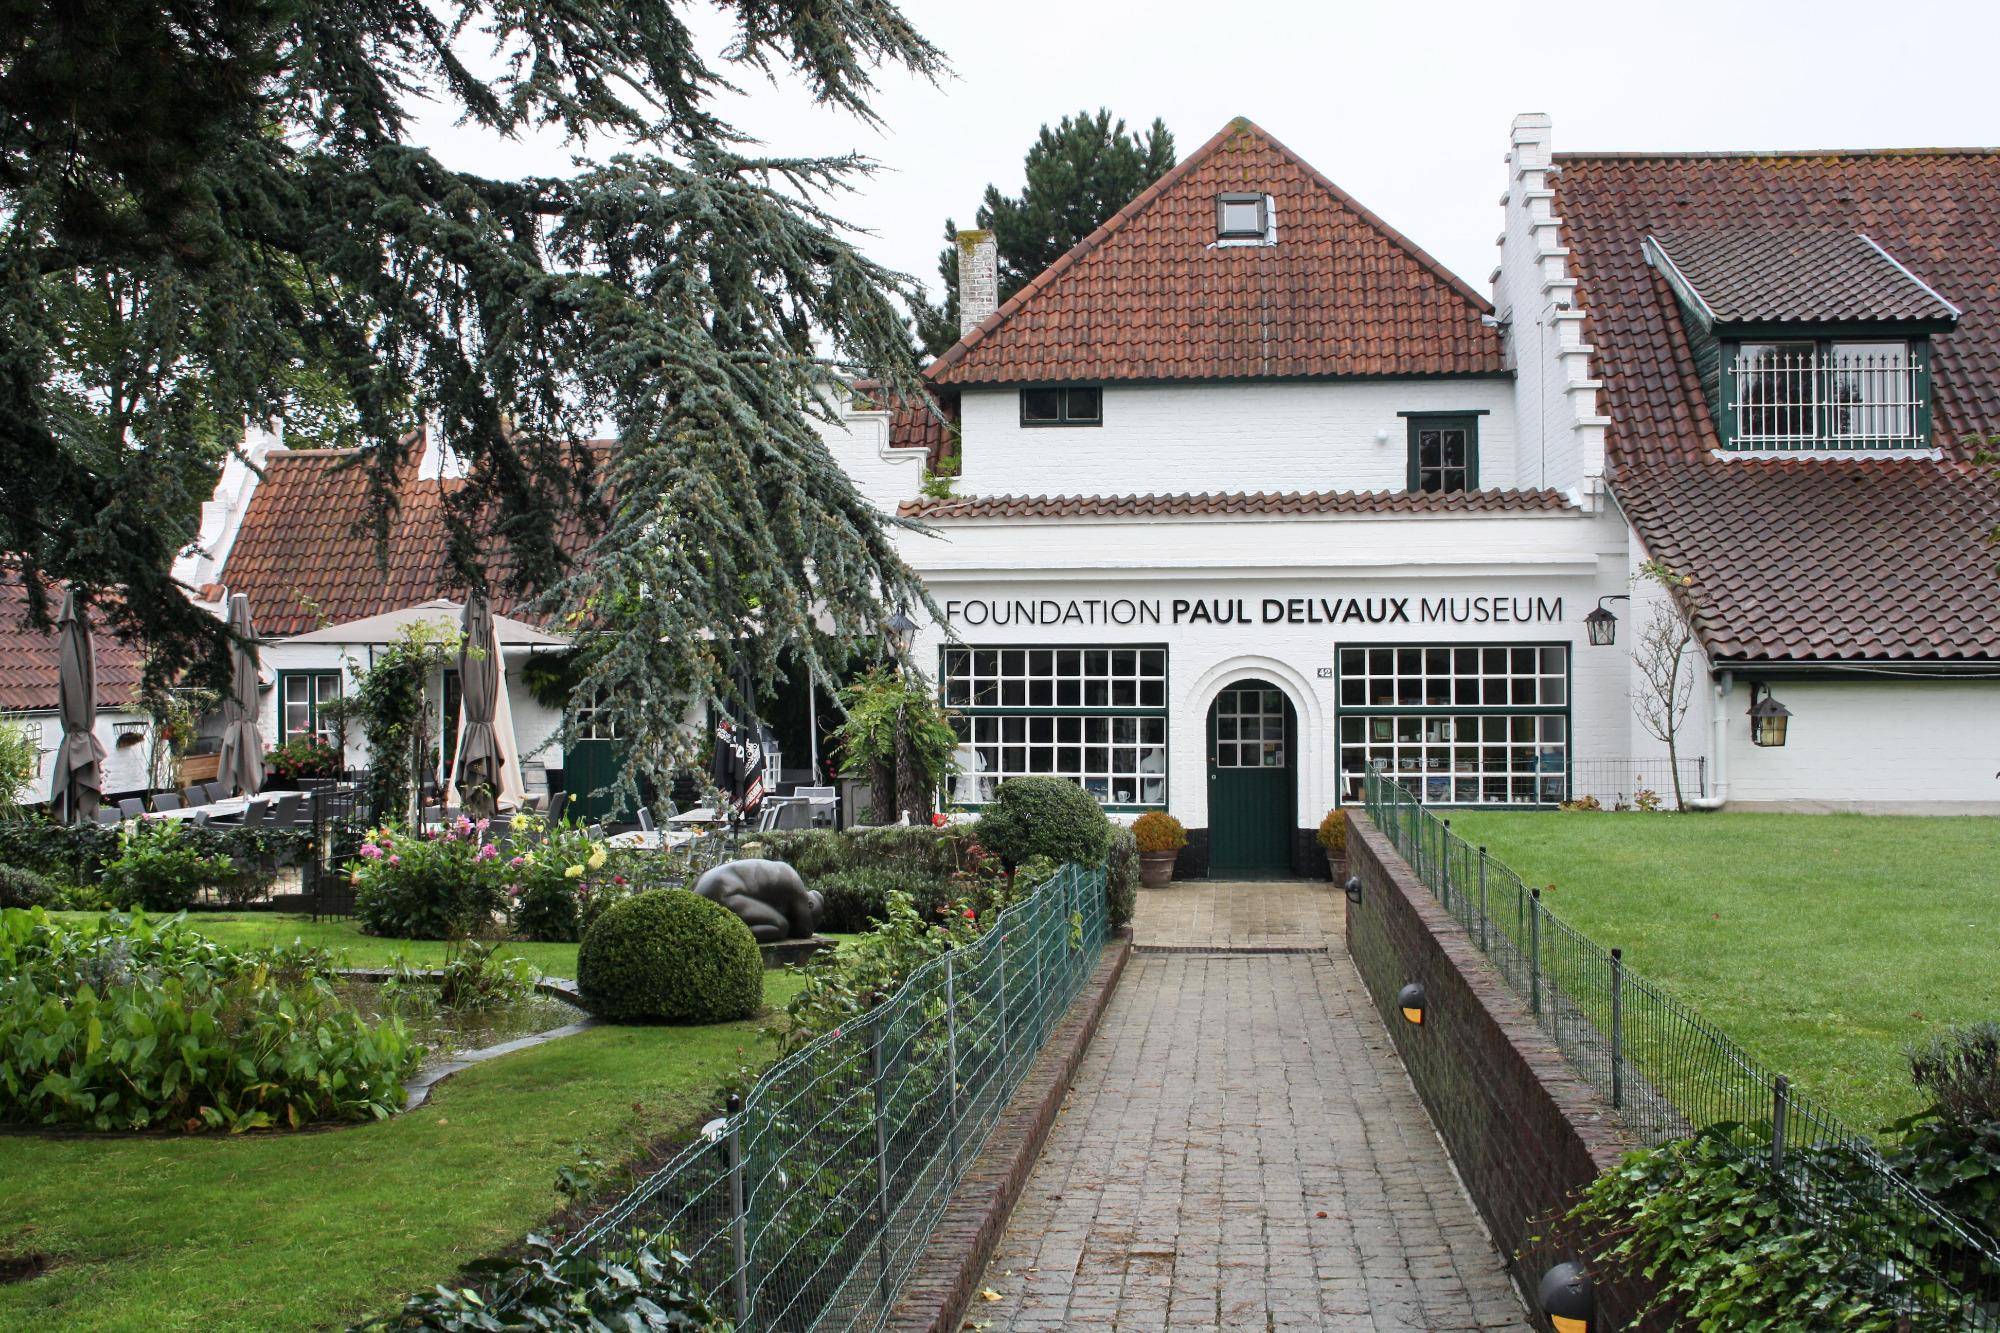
left=142, top=796, right=250, bottom=823
left=606, top=828, right=699, bottom=851
left=667, top=807, right=722, bottom=825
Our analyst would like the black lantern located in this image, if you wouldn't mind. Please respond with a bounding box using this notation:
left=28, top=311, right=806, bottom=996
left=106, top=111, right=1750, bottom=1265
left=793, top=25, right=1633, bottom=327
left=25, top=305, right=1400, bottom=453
left=1397, top=982, right=1426, bottom=1026
left=883, top=608, right=919, bottom=658
left=1538, top=1261, right=1595, bottom=1333
left=1344, top=875, right=1363, bottom=906
left=1584, top=594, right=1629, bottom=647
left=1748, top=683, right=1791, bottom=748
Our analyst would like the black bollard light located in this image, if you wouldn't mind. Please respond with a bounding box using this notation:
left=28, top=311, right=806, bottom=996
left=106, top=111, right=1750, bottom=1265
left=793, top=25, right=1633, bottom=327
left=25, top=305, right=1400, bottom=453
left=1397, top=982, right=1425, bottom=1026
left=1344, top=874, right=1363, bottom=905
left=1538, top=1261, right=1595, bottom=1333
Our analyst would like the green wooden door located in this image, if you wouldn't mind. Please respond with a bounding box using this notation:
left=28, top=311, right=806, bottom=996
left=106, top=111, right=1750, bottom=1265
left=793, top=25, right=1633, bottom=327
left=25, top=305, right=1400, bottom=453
left=1207, top=683, right=1295, bottom=877
left=565, top=739, right=623, bottom=821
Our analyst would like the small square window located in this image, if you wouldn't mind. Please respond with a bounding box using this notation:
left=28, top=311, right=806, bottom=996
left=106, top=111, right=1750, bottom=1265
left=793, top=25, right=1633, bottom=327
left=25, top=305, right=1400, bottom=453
left=1217, top=193, right=1267, bottom=239
left=1019, top=385, right=1103, bottom=427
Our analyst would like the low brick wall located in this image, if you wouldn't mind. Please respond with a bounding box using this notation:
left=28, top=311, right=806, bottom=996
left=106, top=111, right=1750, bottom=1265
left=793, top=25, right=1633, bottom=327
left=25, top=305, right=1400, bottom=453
left=1345, top=813, right=1657, bottom=1331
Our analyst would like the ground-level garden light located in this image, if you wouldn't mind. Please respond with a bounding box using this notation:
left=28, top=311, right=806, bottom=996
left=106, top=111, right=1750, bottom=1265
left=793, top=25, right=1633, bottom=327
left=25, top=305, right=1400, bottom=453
left=1537, top=1261, right=1595, bottom=1333
left=1584, top=594, right=1629, bottom=646
left=1397, top=982, right=1425, bottom=1026
left=1749, top=683, right=1791, bottom=747
left=1345, top=874, right=1362, bottom=905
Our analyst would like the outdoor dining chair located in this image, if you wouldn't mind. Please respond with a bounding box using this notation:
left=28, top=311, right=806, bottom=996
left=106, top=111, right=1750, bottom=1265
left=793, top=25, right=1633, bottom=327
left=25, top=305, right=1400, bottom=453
left=240, top=800, right=272, bottom=828
left=181, top=786, right=205, bottom=807
left=202, top=781, right=229, bottom=804
left=270, top=795, right=309, bottom=828
left=95, top=806, right=121, bottom=825
left=117, top=796, right=147, bottom=819
left=192, top=810, right=211, bottom=828
left=151, top=791, right=183, bottom=813
left=637, top=808, right=656, bottom=833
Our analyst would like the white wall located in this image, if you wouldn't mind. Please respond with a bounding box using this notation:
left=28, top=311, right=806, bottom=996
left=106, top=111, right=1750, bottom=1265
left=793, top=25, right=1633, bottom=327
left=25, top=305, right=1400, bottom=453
left=811, top=396, right=929, bottom=514
left=954, top=379, right=1519, bottom=498
left=1494, top=113, right=1608, bottom=502
left=1722, top=679, right=2000, bottom=812
left=11, top=709, right=156, bottom=805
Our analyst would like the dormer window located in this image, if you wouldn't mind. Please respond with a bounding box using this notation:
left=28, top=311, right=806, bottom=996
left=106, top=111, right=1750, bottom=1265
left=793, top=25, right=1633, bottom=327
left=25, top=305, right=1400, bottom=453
left=1216, top=193, right=1270, bottom=241
left=1644, top=228, right=1957, bottom=454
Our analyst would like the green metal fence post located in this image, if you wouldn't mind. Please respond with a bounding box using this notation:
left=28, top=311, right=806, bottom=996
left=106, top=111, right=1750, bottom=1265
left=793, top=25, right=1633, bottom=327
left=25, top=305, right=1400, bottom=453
left=1610, top=948, right=1624, bottom=1111
left=1772, top=1075, right=1790, bottom=1174
left=726, top=1092, right=748, bottom=1327
left=869, top=992, right=893, bottom=1304
left=1477, top=847, right=1489, bottom=954
left=1529, top=888, right=1543, bottom=1018
left=944, top=954, right=962, bottom=1178
left=1439, top=819, right=1451, bottom=910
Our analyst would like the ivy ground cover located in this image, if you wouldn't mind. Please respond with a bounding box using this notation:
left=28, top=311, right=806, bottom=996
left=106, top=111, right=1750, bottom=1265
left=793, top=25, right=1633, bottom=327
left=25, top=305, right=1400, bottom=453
left=1446, top=811, right=2000, bottom=1128
left=0, top=918, right=808, bottom=1332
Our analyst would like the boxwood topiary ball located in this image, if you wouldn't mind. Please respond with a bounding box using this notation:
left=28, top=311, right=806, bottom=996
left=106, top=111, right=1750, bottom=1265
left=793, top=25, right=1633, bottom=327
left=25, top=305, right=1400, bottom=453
left=577, top=889, right=763, bottom=1024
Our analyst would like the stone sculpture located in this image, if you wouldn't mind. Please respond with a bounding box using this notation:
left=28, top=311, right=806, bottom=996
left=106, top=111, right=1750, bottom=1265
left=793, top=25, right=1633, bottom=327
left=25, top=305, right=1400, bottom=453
left=692, top=858, right=824, bottom=944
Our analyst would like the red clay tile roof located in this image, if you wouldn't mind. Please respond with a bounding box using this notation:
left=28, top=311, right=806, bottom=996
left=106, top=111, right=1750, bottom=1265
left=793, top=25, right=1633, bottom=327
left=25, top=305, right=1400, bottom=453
left=898, top=489, right=1575, bottom=521
left=218, top=449, right=600, bottom=638
left=926, top=118, right=1506, bottom=386
left=854, top=382, right=959, bottom=470
left=0, top=577, right=147, bottom=712
left=1556, top=148, right=2000, bottom=660
left=1647, top=227, right=1961, bottom=327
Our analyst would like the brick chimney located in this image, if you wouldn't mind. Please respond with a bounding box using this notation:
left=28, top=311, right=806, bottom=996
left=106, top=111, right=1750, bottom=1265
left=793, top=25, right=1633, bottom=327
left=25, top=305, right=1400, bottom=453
left=957, top=228, right=998, bottom=335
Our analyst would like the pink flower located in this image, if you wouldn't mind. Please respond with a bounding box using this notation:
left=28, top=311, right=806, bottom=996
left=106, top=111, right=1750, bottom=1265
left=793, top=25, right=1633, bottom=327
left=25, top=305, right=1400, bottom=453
left=359, top=843, right=383, bottom=860
left=387, top=854, right=401, bottom=866
left=509, top=856, right=526, bottom=869
left=612, top=874, right=627, bottom=886
left=475, top=817, right=490, bottom=833
left=508, top=884, right=522, bottom=897
left=476, top=843, right=498, bottom=862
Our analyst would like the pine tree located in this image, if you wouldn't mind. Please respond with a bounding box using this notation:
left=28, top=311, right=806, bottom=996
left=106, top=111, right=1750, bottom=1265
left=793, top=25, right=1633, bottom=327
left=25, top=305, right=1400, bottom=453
left=0, top=0, right=945, bottom=806
left=918, top=110, right=1175, bottom=357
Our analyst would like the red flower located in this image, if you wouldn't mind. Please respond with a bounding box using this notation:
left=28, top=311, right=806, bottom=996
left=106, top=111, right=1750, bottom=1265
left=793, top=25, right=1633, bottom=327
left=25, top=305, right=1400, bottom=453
left=963, top=908, right=976, bottom=920
left=930, top=813, right=948, bottom=827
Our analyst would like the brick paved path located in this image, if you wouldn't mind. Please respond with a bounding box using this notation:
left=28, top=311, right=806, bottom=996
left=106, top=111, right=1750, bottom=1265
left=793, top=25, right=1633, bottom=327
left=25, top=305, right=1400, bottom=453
left=975, top=883, right=1526, bottom=1331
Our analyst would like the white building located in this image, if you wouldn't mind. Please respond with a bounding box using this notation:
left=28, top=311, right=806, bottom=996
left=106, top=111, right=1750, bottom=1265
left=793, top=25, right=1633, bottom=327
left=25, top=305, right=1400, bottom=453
left=810, top=115, right=2000, bottom=874
left=1, top=578, right=157, bottom=805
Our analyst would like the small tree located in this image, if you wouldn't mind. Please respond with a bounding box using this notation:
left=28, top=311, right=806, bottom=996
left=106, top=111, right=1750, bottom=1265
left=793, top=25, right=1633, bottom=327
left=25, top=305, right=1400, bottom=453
left=0, top=716, right=37, bottom=819
left=1630, top=560, right=1701, bottom=810
left=833, top=667, right=957, bottom=823
left=352, top=622, right=462, bottom=828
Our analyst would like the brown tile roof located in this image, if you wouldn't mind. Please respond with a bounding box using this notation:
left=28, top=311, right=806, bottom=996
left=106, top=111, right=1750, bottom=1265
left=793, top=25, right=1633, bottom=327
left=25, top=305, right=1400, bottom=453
left=218, top=448, right=601, bottom=638
left=1648, top=227, right=1961, bottom=326
left=0, top=577, right=147, bottom=712
left=897, top=489, right=1576, bottom=521
left=854, top=382, right=959, bottom=470
left=1555, top=148, right=2000, bottom=660
left=926, top=118, right=1506, bottom=386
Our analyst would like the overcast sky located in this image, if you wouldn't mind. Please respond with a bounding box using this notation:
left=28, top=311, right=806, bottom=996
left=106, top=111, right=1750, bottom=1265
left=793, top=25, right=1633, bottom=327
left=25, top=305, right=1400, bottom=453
left=416, top=0, right=2000, bottom=313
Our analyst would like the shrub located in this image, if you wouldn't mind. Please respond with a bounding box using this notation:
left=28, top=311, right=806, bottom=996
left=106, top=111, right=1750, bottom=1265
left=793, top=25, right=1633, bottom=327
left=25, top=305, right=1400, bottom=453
left=508, top=817, right=621, bottom=943
left=976, top=777, right=1110, bottom=869
left=782, top=889, right=983, bottom=1051
left=1316, top=808, right=1346, bottom=860
left=0, top=908, right=413, bottom=1131
left=1558, top=794, right=1603, bottom=812
left=809, top=867, right=903, bottom=934
left=1130, top=811, right=1186, bottom=854
left=355, top=1232, right=727, bottom=1331
left=577, top=890, right=762, bottom=1024
left=351, top=818, right=511, bottom=940
left=264, top=736, right=342, bottom=784
left=1910, top=1022, right=2000, bottom=1127
left=101, top=820, right=234, bottom=912
left=0, top=864, right=56, bottom=909
left=1105, top=826, right=1138, bottom=928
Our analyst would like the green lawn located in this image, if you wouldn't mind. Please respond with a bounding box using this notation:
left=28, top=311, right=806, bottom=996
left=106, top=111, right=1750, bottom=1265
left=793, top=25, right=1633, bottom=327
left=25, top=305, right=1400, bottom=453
left=0, top=916, right=813, bottom=1332
left=1444, top=811, right=2000, bottom=1129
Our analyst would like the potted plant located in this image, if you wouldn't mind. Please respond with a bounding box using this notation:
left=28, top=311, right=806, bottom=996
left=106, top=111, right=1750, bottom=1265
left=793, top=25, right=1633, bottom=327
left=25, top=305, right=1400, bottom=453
left=1317, top=808, right=1347, bottom=881
left=1131, top=811, right=1186, bottom=888
left=264, top=736, right=342, bottom=790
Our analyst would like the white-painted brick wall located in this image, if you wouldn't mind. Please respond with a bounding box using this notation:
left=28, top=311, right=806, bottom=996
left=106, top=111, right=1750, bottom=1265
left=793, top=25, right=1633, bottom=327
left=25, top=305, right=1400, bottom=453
left=811, top=395, right=929, bottom=514
left=955, top=379, right=1519, bottom=497
left=1724, top=680, right=2000, bottom=812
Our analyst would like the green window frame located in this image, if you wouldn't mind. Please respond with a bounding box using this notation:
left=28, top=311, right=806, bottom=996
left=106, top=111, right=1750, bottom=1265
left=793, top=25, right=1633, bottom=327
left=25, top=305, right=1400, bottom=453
left=1334, top=642, right=1570, bottom=808
left=278, top=670, right=343, bottom=746
left=939, top=644, right=1168, bottom=812
left=1404, top=413, right=1481, bottom=492
left=1719, top=336, right=1932, bottom=451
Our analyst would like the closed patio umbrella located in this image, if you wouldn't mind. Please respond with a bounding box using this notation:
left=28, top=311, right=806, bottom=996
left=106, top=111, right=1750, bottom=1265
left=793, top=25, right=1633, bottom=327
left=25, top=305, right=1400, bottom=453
left=48, top=589, right=108, bottom=824
left=214, top=592, right=265, bottom=798
left=448, top=591, right=514, bottom=817
left=711, top=664, right=771, bottom=816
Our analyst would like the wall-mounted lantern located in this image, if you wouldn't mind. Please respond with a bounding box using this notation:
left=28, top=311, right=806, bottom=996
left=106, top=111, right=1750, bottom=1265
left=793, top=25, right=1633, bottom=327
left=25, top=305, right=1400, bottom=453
left=1538, top=1261, right=1595, bottom=1333
left=1748, top=683, right=1791, bottom=748
left=1344, top=874, right=1363, bottom=906
left=1397, top=982, right=1426, bottom=1026
left=882, top=608, right=919, bottom=659
left=1584, top=594, right=1629, bottom=647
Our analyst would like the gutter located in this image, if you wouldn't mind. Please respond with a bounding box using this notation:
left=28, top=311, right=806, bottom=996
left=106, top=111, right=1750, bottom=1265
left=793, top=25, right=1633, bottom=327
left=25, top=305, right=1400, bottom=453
left=1687, top=670, right=1731, bottom=811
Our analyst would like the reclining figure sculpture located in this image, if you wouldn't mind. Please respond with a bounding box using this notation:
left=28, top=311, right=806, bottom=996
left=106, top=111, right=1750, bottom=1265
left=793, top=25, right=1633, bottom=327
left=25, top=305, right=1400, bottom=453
left=692, top=858, right=824, bottom=944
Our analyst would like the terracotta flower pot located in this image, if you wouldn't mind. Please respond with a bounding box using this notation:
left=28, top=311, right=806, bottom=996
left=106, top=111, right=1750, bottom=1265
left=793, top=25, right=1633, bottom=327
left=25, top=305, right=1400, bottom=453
left=1139, top=848, right=1178, bottom=888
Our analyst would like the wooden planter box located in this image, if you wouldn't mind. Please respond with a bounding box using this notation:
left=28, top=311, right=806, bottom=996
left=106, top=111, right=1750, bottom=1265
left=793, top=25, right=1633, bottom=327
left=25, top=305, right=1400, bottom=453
left=178, top=752, right=221, bottom=785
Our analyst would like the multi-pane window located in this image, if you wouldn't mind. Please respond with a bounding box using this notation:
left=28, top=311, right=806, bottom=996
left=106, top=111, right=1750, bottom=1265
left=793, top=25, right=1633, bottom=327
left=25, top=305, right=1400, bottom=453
left=942, top=646, right=1167, bottom=807
left=1336, top=645, right=1568, bottom=806
left=1727, top=339, right=1926, bottom=449
left=280, top=671, right=342, bottom=745
left=1213, top=686, right=1287, bottom=768
left=1406, top=416, right=1478, bottom=492
left=1020, top=386, right=1102, bottom=426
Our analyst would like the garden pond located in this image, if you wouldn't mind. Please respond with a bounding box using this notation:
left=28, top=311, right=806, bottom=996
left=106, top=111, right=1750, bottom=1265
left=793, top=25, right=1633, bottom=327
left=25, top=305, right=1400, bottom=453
left=332, top=978, right=588, bottom=1075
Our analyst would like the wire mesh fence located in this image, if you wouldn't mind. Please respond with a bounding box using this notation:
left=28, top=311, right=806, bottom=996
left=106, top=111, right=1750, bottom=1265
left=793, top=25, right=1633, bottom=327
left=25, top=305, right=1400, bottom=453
left=557, top=861, right=1110, bottom=1331
left=1364, top=769, right=2000, bottom=1328
left=1568, top=757, right=1707, bottom=810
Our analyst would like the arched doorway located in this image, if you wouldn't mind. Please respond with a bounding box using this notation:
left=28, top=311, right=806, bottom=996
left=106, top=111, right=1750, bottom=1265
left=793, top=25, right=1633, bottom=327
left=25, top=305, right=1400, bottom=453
left=1206, top=680, right=1297, bottom=877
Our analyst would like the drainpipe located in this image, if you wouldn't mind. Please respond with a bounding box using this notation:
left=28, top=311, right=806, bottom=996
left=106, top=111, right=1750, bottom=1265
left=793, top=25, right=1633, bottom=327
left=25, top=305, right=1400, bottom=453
left=1687, top=670, right=1731, bottom=811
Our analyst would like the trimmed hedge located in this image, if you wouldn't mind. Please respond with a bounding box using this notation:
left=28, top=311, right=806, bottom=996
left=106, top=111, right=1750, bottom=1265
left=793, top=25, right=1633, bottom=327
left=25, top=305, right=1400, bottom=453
left=1105, top=825, right=1139, bottom=928
left=577, top=889, right=762, bottom=1024
left=0, top=864, right=57, bottom=909
left=975, top=776, right=1111, bottom=870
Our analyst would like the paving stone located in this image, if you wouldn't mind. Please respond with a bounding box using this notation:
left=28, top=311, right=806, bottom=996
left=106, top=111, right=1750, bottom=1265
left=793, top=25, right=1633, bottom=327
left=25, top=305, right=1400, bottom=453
left=975, top=881, right=1529, bottom=1331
